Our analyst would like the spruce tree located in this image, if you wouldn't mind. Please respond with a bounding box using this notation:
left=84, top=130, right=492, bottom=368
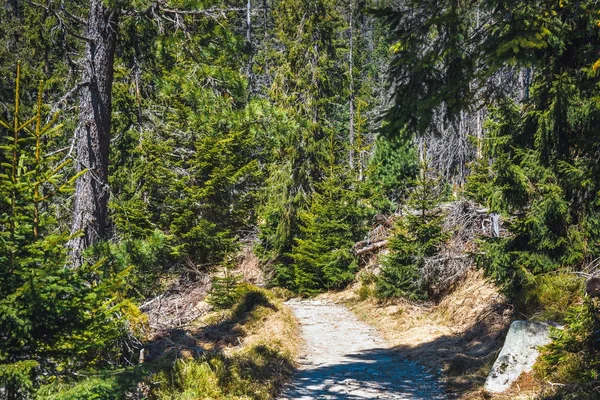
left=369, top=131, right=418, bottom=207
left=257, top=0, right=349, bottom=285
left=376, top=153, right=447, bottom=300
left=291, top=164, right=371, bottom=295
left=0, top=66, right=139, bottom=397
left=108, top=8, right=274, bottom=270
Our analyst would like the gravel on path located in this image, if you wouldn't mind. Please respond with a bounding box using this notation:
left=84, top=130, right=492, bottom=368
left=279, top=299, right=446, bottom=400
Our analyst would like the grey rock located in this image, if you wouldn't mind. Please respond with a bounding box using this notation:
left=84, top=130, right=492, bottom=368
left=484, top=320, right=553, bottom=393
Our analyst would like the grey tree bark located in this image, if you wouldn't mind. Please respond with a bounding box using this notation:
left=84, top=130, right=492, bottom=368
left=348, top=0, right=355, bottom=172
left=69, top=0, right=119, bottom=267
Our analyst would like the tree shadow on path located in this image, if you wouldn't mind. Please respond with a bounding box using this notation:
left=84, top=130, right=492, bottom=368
left=280, top=347, right=445, bottom=399
left=388, top=310, right=510, bottom=399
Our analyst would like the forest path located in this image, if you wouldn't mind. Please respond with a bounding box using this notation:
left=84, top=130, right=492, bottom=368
left=278, top=299, right=446, bottom=400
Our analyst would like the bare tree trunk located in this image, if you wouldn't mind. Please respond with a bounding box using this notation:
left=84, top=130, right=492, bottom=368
left=348, top=0, right=355, bottom=171
left=246, top=0, right=254, bottom=92
left=69, top=0, right=119, bottom=267
left=246, top=0, right=252, bottom=44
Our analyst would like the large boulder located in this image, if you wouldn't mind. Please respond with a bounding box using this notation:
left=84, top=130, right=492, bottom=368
left=484, top=320, right=553, bottom=393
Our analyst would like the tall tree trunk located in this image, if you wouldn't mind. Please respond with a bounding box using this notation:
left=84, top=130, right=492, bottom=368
left=69, top=0, right=118, bottom=267
left=348, top=0, right=355, bottom=171
left=246, top=0, right=254, bottom=92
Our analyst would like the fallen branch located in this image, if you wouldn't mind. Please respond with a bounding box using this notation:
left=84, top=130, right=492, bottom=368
left=354, top=240, right=388, bottom=255
left=139, top=294, right=164, bottom=311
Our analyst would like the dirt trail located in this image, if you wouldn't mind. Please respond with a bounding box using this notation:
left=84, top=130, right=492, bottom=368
left=279, top=299, right=446, bottom=400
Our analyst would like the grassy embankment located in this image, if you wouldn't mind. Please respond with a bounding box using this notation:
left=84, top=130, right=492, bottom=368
left=39, top=285, right=299, bottom=400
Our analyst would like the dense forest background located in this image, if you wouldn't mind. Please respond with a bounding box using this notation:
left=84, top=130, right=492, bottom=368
left=1, top=0, right=600, bottom=398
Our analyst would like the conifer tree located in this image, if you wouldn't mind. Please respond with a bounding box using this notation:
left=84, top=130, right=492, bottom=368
left=376, top=153, right=447, bottom=300
left=0, top=66, right=138, bottom=397
left=108, top=12, right=276, bottom=270
left=369, top=132, right=418, bottom=207
left=290, top=150, right=371, bottom=294
left=257, top=0, right=349, bottom=282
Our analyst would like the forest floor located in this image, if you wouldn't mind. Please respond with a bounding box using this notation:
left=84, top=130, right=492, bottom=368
left=278, top=298, right=446, bottom=399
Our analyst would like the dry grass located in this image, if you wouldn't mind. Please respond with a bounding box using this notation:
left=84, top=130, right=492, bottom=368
left=461, top=372, right=543, bottom=400
left=140, top=241, right=300, bottom=399
left=145, top=286, right=300, bottom=399
left=233, top=244, right=268, bottom=287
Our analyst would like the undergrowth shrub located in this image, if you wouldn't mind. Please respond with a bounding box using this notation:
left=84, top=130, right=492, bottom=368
left=207, top=269, right=243, bottom=309
left=90, top=230, right=176, bottom=299
left=357, top=273, right=377, bottom=300
left=520, top=272, right=583, bottom=322
left=36, top=368, right=146, bottom=400
left=535, top=299, right=600, bottom=398
left=153, top=343, right=292, bottom=400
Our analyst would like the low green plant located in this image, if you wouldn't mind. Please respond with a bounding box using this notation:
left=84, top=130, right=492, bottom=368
left=357, top=282, right=375, bottom=300
left=36, top=367, right=147, bottom=400
left=358, top=273, right=377, bottom=300
left=520, top=272, right=583, bottom=322
left=535, top=299, right=600, bottom=397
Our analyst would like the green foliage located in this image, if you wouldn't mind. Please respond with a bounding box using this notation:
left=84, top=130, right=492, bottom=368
left=535, top=300, right=600, bottom=396
left=0, top=67, right=137, bottom=397
left=376, top=0, right=565, bottom=135
left=288, top=171, right=372, bottom=295
left=0, top=360, right=38, bottom=399
left=376, top=157, right=448, bottom=300
left=357, top=271, right=377, bottom=300
left=439, top=1, right=600, bottom=387
left=369, top=132, right=418, bottom=207
left=89, top=231, right=176, bottom=299
left=207, top=269, right=243, bottom=310
left=257, top=0, right=352, bottom=269
left=520, top=273, right=583, bottom=322
left=109, top=7, right=273, bottom=271
left=467, top=95, right=591, bottom=296
left=36, top=367, right=146, bottom=400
